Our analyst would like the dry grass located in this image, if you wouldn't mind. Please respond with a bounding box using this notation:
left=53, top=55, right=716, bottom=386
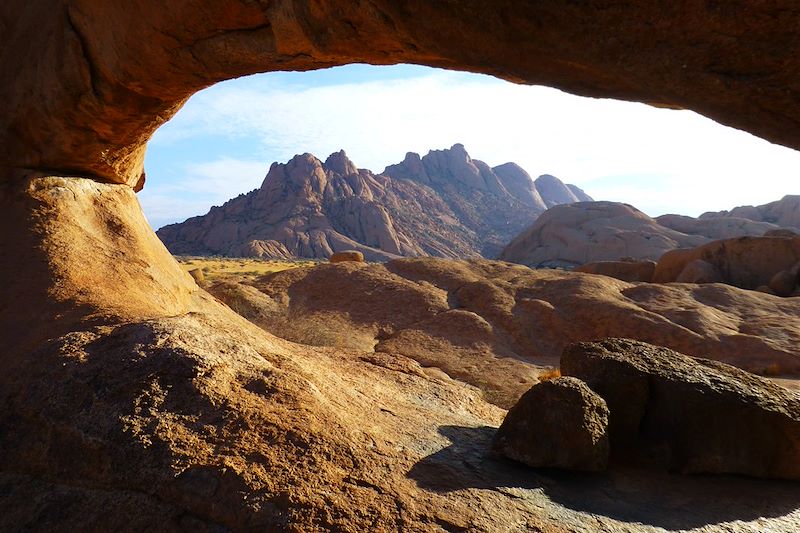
left=175, top=256, right=320, bottom=281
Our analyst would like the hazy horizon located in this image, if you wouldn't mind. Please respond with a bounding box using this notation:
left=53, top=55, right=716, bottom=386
left=141, top=64, right=800, bottom=230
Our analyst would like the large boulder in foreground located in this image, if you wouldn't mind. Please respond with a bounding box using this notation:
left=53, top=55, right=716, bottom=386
left=562, top=338, right=800, bottom=480
left=492, top=377, right=609, bottom=472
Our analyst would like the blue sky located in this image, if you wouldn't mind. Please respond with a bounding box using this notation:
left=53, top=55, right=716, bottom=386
left=140, top=64, right=800, bottom=229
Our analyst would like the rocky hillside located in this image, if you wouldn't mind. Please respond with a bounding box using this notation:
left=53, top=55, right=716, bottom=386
left=157, top=144, right=591, bottom=260
left=501, top=199, right=798, bottom=268
left=700, top=195, right=800, bottom=229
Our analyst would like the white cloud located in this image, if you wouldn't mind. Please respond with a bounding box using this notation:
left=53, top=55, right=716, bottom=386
left=144, top=67, right=800, bottom=226
left=140, top=157, right=267, bottom=228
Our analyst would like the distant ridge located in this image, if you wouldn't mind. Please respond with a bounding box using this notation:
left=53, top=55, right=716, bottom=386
left=700, top=195, right=800, bottom=229
left=157, top=144, right=592, bottom=260
left=500, top=198, right=800, bottom=269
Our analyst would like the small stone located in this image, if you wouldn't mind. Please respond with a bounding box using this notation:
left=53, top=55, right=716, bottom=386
left=188, top=268, right=204, bottom=282
left=330, top=250, right=365, bottom=263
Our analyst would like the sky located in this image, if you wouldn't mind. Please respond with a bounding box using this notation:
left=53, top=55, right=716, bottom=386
left=140, top=64, right=800, bottom=230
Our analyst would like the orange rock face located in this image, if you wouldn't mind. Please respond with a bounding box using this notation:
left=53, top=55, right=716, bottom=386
left=653, top=236, right=800, bottom=289
left=329, top=250, right=365, bottom=263
left=3, top=2, right=800, bottom=186
left=0, top=175, right=197, bottom=354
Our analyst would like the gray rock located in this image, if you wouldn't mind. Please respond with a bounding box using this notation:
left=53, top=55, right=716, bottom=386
left=492, top=376, right=610, bottom=472
left=561, top=338, right=800, bottom=480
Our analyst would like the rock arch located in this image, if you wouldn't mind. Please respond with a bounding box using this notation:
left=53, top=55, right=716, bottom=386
left=3, top=4, right=800, bottom=529
left=2, top=1, right=800, bottom=187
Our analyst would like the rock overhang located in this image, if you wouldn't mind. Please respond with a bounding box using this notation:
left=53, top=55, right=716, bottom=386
left=2, top=1, right=800, bottom=188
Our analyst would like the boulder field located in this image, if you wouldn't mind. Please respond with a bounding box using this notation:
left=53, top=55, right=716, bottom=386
left=205, top=258, right=800, bottom=410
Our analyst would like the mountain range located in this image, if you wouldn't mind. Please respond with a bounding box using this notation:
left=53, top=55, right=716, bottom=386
left=157, top=144, right=592, bottom=260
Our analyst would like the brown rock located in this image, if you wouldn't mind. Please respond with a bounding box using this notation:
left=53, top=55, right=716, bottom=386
left=675, top=259, right=723, bottom=284
left=1, top=175, right=197, bottom=353
left=233, top=240, right=293, bottom=260
left=562, top=338, right=800, bottom=480
left=765, top=228, right=799, bottom=238
left=769, top=270, right=797, bottom=297
left=187, top=268, right=204, bottom=283
left=329, top=250, right=365, bottom=263
left=575, top=260, right=656, bottom=282
left=492, top=377, right=610, bottom=472
left=755, top=285, right=775, bottom=295
left=5, top=3, right=800, bottom=530
left=653, top=236, right=800, bottom=289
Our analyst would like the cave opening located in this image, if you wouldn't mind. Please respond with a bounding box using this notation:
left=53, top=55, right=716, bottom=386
left=141, top=63, right=800, bottom=264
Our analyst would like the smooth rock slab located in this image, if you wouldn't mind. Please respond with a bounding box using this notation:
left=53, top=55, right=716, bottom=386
left=562, top=338, right=800, bottom=480
left=492, top=377, right=610, bottom=472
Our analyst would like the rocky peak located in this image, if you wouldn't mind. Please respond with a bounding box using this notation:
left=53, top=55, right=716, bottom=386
left=534, top=174, right=583, bottom=207
left=567, top=183, right=594, bottom=202
left=160, top=145, right=595, bottom=261
left=382, top=151, right=430, bottom=184
left=492, top=162, right=547, bottom=211
left=323, top=149, right=358, bottom=176
left=419, top=144, right=486, bottom=190
left=259, top=153, right=327, bottom=198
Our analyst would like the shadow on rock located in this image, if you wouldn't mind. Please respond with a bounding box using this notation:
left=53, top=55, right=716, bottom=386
left=408, top=425, right=800, bottom=530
